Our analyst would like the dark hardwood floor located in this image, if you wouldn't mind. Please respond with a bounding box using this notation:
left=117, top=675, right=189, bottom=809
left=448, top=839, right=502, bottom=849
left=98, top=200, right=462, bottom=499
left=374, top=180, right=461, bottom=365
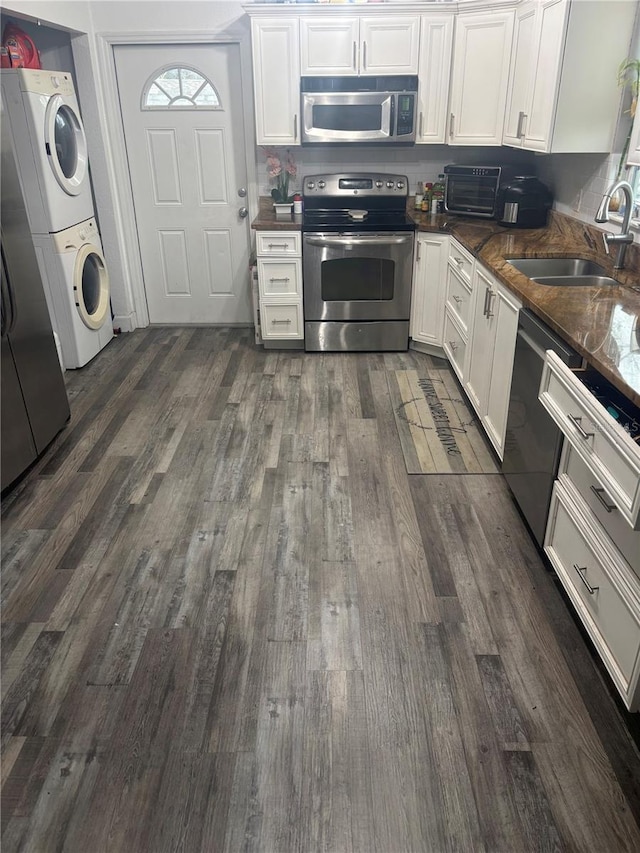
left=2, top=326, right=640, bottom=852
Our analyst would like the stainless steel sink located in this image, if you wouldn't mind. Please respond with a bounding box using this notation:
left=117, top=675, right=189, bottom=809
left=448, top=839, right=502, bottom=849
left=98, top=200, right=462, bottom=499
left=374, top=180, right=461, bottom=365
left=507, top=257, right=619, bottom=287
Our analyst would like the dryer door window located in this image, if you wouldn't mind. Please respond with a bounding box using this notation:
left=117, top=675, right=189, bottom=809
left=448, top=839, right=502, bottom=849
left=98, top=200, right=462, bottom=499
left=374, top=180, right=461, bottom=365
left=74, top=246, right=110, bottom=330
left=45, top=95, right=89, bottom=196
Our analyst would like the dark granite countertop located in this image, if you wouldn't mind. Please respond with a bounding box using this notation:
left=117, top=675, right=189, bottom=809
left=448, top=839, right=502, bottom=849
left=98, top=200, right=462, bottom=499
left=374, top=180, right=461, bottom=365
left=252, top=198, right=640, bottom=406
left=411, top=209, right=640, bottom=408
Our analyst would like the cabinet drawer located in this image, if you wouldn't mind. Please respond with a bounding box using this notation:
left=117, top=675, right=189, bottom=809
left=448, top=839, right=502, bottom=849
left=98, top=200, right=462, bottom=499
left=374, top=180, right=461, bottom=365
left=257, top=258, right=301, bottom=298
left=539, top=351, right=640, bottom=528
left=560, top=445, right=640, bottom=577
left=443, top=309, right=467, bottom=382
left=445, top=265, right=472, bottom=333
left=256, top=231, right=301, bottom=256
left=448, top=239, right=474, bottom=286
left=545, top=481, right=640, bottom=706
left=260, top=301, right=303, bottom=339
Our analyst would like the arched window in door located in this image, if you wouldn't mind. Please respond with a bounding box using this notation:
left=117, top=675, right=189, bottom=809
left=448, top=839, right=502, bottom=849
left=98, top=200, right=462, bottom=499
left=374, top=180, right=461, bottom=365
left=142, top=66, right=221, bottom=109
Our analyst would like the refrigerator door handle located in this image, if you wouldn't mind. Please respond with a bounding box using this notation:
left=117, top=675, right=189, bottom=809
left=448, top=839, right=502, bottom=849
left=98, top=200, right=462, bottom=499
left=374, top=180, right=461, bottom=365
left=1, top=246, right=16, bottom=337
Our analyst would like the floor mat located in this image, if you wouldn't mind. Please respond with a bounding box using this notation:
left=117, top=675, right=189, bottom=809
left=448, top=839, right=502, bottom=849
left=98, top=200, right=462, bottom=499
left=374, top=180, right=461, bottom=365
left=390, top=364, right=500, bottom=474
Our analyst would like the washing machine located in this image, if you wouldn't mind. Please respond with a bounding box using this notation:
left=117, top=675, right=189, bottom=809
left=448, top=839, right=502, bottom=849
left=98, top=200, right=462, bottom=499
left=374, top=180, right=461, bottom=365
left=32, top=219, right=112, bottom=369
left=1, top=68, right=94, bottom=235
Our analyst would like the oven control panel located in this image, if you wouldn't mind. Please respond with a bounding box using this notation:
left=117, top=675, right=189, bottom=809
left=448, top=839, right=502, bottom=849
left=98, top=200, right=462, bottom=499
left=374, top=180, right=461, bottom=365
left=303, top=173, right=408, bottom=198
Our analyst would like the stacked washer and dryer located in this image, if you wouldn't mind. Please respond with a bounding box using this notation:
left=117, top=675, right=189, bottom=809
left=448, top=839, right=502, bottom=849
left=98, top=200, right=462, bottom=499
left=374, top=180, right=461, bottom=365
left=1, top=68, right=112, bottom=368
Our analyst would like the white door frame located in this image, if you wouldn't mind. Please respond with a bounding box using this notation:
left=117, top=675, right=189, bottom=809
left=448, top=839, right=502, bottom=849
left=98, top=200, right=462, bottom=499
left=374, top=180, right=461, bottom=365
left=92, top=26, right=258, bottom=329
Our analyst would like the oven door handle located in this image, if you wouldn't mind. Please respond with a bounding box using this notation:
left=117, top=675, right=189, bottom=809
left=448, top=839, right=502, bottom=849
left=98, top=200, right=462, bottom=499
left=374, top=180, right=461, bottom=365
left=304, top=235, right=413, bottom=248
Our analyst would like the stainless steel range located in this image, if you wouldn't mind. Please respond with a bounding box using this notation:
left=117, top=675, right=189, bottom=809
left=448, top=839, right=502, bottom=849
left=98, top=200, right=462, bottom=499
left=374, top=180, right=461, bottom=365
left=302, top=173, right=415, bottom=352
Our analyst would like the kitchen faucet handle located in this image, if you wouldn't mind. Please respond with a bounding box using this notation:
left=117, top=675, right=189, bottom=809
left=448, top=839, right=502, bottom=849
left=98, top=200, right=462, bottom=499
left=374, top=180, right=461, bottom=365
left=601, top=231, right=611, bottom=255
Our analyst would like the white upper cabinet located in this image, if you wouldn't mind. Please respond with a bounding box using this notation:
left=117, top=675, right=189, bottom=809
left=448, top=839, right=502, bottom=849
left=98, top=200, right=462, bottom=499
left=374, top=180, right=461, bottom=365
left=416, top=13, right=454, bottom=144
left=448, top=8, right=515, bottom=146
left=300, top=14, right=420, bottom=76
left=359, top=16, right=420, bottom=75
left=503, top=0, right=637, bottom=153
left=300, top=16, right=360, bottom=76
left=251, top=17, right=300, bottom=145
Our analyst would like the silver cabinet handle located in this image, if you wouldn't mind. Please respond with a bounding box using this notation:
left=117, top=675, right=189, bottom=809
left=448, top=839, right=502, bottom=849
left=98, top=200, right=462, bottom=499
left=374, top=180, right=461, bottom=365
left=482, top=286, right=491, bottom=317
left=271, top=318, right=292, bottom=324
left=516, top=110, right=527, bottom=139
left=568, top=414, right=594, bottom=440
left=268, top=243, right=289, bottom=250
left=294, top=114, right=298, bottom=141
left=419, top=111, right=424, bottom=138
left=353, top=41, right=357, bottom=71
left=453, top=294, right=462, bottom=304
left=449, top=113, right=455, bottom=137
left=573, top=564, right=599, bottom=595
left=449, top=340, right=458, bottom=351
left=416, top=241, right=422, bottom=262
left=590, top=485, right=616, bottom=512
left=486, top=289, right=495, bottom=318
left=269, top=277, right=291, bottom=283
left=362, top=41, right=367, bottom=71
left=453, top=256, right=464, bottom=265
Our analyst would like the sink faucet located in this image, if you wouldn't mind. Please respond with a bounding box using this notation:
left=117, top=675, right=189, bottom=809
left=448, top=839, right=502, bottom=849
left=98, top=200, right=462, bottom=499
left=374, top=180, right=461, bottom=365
left=595, top=180, right=635, bottom=270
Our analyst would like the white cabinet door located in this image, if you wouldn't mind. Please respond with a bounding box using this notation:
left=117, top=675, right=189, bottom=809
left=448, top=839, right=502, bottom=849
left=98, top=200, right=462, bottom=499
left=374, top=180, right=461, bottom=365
left=300, top=16, right=359, bottom=76
left=410, top=233, right=449, bottom=348
left=522, top=0, right=568, bottom=152
left=359, top=16, right=420, bottom=75
left=482, top=283, right=520, bottom=457
left=627, top=109, right=640, bottom=168
left=465, top=263, right=521, bottom=459
left=416, top=14, right=454, bottom=144
left=448, top=9, right=514, bottom=146
left=251, top=17, right=300, bottom=145
left=464, top=264, right=494, bottom=415
left=502, top=0, right=537, bottom=148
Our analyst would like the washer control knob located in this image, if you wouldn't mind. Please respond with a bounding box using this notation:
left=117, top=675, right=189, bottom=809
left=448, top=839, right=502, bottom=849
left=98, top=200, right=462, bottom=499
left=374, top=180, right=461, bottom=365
left=51, top=76, right=60, bottom=88
left=376, top=180, right=383, bottom=188
left=386, top=180, right=394, bottom=188
left=78, top=229, right=86, bottom=240
left=318, top=180, right=326, bottom=189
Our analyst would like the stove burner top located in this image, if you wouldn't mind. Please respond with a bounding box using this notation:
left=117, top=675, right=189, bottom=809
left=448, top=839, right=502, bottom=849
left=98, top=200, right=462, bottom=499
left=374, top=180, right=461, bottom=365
left=302, top=172, right=413, bottom=232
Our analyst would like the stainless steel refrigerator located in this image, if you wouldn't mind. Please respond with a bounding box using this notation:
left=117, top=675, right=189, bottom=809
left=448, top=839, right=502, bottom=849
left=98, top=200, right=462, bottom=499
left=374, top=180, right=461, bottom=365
left=1, top=96, right=70, bottom=492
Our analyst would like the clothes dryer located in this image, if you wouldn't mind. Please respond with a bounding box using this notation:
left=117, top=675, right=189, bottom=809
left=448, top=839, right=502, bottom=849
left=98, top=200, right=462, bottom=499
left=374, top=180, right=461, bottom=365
left=32, top=219, right=112, bottom=369
left=1, top=68, right=94, bottom=234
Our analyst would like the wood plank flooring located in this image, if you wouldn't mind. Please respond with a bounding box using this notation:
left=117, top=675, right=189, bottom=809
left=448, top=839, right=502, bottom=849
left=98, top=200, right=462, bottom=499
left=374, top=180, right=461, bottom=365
left=2, top=326, right=640, bottom=852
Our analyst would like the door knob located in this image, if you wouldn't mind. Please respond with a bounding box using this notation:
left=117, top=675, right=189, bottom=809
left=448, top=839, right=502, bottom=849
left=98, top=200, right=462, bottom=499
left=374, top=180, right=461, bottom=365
left=238, top=187, right=247, bottom=197
left=239, top=207, right=248, bottom=218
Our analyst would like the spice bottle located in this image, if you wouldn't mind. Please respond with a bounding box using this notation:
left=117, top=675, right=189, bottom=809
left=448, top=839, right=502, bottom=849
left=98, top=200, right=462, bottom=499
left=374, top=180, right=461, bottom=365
left=293, top=193, right=303, bottom=214
left=414, top=181, right=424, bottom=210
left=422, top=182, right=433, bottom=213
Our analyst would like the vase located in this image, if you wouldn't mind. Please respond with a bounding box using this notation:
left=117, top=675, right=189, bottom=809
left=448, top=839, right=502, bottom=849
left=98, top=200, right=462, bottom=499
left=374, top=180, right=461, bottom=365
left=273, top=202, right=293, bottom=217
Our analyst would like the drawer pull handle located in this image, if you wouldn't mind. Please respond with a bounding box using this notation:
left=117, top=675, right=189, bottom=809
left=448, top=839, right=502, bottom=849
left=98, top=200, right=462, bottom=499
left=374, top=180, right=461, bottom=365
left=271, top=318, right=292, bottom=325
left=590, top=485, right=616, bottom=512
left=452, top=294, right=462, bottom=304
left=268, top=243, right=289, bottom=250
left=448, top=340, right=458, bottom=351
left=269, top=277, right=291, bottom=283
left=568, top=414, right=594, bottom=441
left=573, top=564, right=599, bottom=595
left=454, top=256, right=464, bottom=266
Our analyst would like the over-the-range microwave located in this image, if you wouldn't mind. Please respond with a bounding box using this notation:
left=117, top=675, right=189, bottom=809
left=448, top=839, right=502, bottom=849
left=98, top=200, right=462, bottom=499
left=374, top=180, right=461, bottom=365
left=301, top=76, right=418, bottom=145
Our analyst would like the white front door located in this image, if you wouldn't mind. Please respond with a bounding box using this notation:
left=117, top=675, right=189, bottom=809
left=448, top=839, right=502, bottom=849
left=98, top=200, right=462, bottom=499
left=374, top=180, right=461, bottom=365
left=114, top=44, right=251, bottom=325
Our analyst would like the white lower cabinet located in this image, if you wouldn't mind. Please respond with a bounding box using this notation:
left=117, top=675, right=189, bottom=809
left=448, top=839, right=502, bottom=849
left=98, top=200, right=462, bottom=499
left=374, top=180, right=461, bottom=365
left=546, top=477, right=640, bottom=711
left=256, top=230, right=303, bottom=345
left=410, top=233, right=449, bottom=349
left=464, top=262, right=521, bottom=459
left=540, top=349, right=640, bottom=710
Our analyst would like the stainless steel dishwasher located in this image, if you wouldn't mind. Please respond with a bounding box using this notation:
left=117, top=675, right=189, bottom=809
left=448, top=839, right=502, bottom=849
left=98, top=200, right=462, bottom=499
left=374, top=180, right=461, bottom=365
left=502, top=309, right=581, bottom=546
